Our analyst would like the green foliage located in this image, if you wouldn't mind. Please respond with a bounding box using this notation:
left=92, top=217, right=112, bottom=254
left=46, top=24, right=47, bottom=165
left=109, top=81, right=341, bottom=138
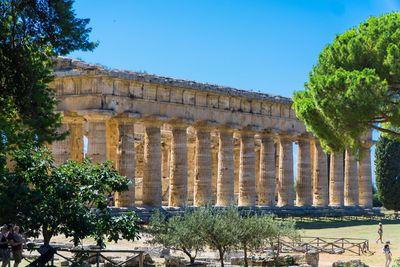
left=260, top=217, right=299, bottom=263
left=148, top=210, right=207, bottom=264
left=293, top=12, right=400, bottom=152
left=148, top=207, right=299, bottom=267
left=198, top=207, right=240, bottom=267
left=375, top=136, right=400, bottom=211
left=91, top=210, right=140, bottom=248
left=0, top=147, right=140, bottom=246
left=372, top=185, right=383, bottom=207
left=393, top=258, right=400, bottom=267
left=0, top=0, right=97, bottom=164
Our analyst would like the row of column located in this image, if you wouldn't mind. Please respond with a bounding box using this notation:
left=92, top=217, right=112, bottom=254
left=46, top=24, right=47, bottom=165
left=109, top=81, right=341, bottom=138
left=52, top=117, right=373, bottom=208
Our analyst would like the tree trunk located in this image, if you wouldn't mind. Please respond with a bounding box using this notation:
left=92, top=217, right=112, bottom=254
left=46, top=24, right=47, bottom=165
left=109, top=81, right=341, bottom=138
left=244, top=245, right=248, bottom=267
left=42, top=227, right=52, bottom=246
left=271, top=240, right=279, bottom=266
left=190, top=250, right=197, bottom=265
left=218, top=248, right=225, bottom=267
left=182, top=248, right=196, bottom=264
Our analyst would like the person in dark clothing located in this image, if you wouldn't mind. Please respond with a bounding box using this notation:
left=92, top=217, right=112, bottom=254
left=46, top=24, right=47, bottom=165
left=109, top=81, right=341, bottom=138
left=0, top=225, right=10, bottom=267
left=7, top=226, right=24, bottom=267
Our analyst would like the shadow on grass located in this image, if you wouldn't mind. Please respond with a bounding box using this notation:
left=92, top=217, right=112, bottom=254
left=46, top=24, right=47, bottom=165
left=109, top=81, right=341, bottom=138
left=296, top=218, right=400, bottom=229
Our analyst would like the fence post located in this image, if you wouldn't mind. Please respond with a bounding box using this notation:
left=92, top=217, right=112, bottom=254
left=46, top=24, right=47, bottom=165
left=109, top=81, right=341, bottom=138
left=139, top=252, right=144, bottom=267
left=96, top=252, right=100, bottom=267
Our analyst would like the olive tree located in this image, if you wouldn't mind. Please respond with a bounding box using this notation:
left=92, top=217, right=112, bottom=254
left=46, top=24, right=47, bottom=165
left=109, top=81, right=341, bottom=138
left=148, top=210, right=206, bottom=264
left=236, top=215, right=266, bottom=267
left=261, top=217, right=299, bottom=263
left=200, top=207, right=240, bottom=267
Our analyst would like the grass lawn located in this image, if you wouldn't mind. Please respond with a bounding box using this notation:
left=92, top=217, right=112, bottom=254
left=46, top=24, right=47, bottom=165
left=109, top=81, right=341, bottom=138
left=297, top=218, right=400, bottom=267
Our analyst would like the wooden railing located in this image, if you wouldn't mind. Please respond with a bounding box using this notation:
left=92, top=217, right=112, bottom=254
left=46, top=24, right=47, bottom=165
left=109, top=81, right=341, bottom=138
left=25, top=247, right=145, bottom=267
left=279, top=236, right=370, bottom=256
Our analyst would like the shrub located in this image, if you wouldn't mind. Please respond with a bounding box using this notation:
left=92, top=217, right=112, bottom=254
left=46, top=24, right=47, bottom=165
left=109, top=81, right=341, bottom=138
left=375, top=136, right=400, bottom=211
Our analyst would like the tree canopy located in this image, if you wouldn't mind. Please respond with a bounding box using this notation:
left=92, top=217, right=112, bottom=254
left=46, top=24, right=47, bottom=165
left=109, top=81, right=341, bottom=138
left=0, top=148, right=140, bottom=246
left=148, top=210, right=207, bottom=264
left=293, top=12, right=400, bottom=152
left=375, top=136, right=400, bottom=211
left=0, top=0, right=97, bottom=166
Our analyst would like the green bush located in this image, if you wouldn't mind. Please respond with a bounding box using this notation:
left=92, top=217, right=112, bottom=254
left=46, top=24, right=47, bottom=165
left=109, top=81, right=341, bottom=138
left=372, top=186, right=382, bottom=207
left=392, top=259, right=400, bottom=267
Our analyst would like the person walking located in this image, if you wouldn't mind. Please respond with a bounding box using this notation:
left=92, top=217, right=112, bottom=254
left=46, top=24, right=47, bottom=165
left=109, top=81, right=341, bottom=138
left=7, top=226, right=24, bottom=267
left=376, top=222, right=383, bottom=244
left=0, top=225, right=10, bottom=267
left=383, top=241, right=392, bottom=267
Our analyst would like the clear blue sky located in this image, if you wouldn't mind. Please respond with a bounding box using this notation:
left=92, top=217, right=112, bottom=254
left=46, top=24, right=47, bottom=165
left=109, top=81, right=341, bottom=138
left=70, top=0, right=400, bottom=98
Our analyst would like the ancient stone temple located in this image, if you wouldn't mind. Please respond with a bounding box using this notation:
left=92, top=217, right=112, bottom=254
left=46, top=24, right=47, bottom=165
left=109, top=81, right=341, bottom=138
left=50, top=57, right=373, bottom=209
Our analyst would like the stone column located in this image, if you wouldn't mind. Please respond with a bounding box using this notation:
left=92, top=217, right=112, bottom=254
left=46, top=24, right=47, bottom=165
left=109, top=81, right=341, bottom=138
left=161, top=140, right=171, bottom=203
left=278, top=134, right=294, bottom=206
left=115, top=120, right=136, bottom=208
left=344, top=148, right=359, bottom=206
left=142, top=121, right=162, bottom=207
left=86, top=117, right=107, bottom=163
left=168, top=123, right=188, bottom=207
left=329, top=152, right=344, bottom=207
left=296, top=136, right=312, bottom=206
left=313, top=141, right=329, bottom=207
left=193, top=124, right=213, bottom=206
left=258, top=132, right=276, bottom=206
left=238, top=129, right=256, bottom=206
left=69, top=120, right=84, bottom=162
left=52, top=116, right=84, bottom=165
left=52, top=123, right=71, bottom=165
left=216, top=128, right=235, bottom=206
left=359, top=145, right=373, bottom=208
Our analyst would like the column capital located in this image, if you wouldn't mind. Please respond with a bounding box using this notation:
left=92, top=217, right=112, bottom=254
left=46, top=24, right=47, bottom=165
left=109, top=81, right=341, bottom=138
left=278, top=131, right=297, bottom=141
left=238, top=125, right=260, bottom=136
left=296, top=133, right=313, bottom=142
left=140, top=115, right=167, bottom=127
left=258, top=129, right=278, bottom=139
left=84, top=113, right=112, bottom=122
left=217, top=123, right=239, bottom=133
left=62, top=115, right=85, bottom=124
left=167, top=118, right=192, bottom=129
left=113, top=112, right=141, bottom=123
left=193, top=121, right=216, bottom=131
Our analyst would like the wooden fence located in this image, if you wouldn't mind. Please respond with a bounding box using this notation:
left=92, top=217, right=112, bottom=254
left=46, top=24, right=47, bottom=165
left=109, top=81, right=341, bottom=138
left=25, top=247, right=145, bottom=267
left=279, top=236, right=370, bottom=255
